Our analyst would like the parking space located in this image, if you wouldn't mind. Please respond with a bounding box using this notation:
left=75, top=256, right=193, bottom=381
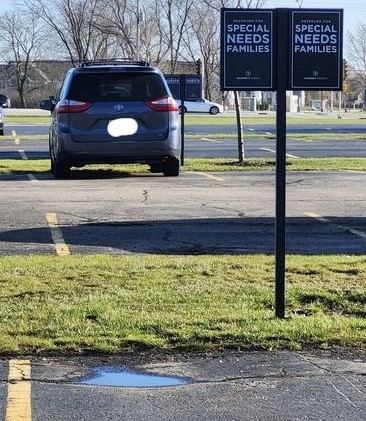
left=0, top=170, right=365, bottom=256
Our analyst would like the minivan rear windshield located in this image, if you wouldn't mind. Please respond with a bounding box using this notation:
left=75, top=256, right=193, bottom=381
left=67, top=73, right=167, bottom=102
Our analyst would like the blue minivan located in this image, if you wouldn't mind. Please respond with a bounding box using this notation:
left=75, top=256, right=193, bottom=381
left=40, top=60, right=181, bottom=178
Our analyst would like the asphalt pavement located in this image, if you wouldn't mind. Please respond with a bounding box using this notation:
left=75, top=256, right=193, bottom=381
left=2, top=350, right=366, bottom=420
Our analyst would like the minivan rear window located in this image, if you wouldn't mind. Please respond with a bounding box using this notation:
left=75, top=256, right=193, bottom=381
left=67, top=73, right=167, bottom=102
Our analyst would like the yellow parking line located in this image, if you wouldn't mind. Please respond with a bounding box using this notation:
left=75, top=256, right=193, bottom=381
left=188, top=171, right=225, bottom=182
left=5, top=359, right=32, bottom=421
left=12, top=130, right=20, bottom=145
left=305, top=212, right=366, bottom=239
left=46, top=212, right=71, bottom=256
left=200, top=137, right=221, bottom=143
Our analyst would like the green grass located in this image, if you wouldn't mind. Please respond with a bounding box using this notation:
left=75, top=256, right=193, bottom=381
left=4, top=115, right=50, bottom=124
left=3, top=113, right=366, bottom=126
left=0, top=158, right=365, bottom=176
left=184, top=114, right=366, bottom=126
left=0, top=254, right=365, bottom=354
left=186, top=132, right=366, bottom=140
left=0, top=134, right=48, bottom=141
left=183, top=158, right=366, bottom=172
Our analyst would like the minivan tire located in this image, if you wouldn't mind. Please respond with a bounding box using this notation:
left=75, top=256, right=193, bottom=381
left=149, top=163, right=163, bottom=173
left=52, top=157, right=71, bottom=179
left=163, top=158, right=180, bottom=177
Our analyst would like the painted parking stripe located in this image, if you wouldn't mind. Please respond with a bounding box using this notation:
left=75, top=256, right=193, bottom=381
left=188, top=171, right=225, bottom=182
left=18, top=150, right=38, bottom=182
left=46, top=212, right=71, bottom=256
left=305, top=212, right=366, bottom=239
left=200, top=137, right=222, bottom=143
left=5, top=359, right=32, bottom=421
left=260, top=147, right=300, bottom=159
left=18, top=149, right=28, bottom=160
left=12, top=130, right=20, bottom=145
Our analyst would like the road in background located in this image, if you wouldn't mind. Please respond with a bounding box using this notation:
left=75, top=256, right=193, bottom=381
left=1, top=121, right=366, bottom=159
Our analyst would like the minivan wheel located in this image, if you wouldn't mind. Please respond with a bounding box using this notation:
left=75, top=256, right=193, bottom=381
left=163, top=158, right=180, bottom=177
left=149, top=163, right=163, bottom=173
left=52, top=158, right=71, bottom=179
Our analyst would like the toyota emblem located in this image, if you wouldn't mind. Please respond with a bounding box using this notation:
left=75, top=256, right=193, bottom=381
left=114, top=104, right=124, bottom=112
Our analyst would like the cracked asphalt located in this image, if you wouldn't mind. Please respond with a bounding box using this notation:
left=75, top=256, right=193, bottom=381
left=1, top=349, right=366, bottom=420
left=0, top=170, right=365, bottom=255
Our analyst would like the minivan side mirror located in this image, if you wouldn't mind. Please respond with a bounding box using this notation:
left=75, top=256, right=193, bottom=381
left=40, top=98, right=56, bottom=112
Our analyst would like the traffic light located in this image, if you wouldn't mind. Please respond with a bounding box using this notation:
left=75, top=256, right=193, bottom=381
left=343, top=59, right=349, bottom=80
left=195, top=59, right=202, bottom=75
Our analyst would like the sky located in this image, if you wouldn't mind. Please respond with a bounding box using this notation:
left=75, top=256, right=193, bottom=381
left=265, top=0, right=366, bottom=35
left=1, top=0, right=365, bottom=35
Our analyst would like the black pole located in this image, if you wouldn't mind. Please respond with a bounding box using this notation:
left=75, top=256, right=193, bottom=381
left=234, top=91, right=244, bottom=162
left=275, top=9, right=288, bottom=319
left=180, top=75, right=185, bottom=166
left=180, top=100, right=185, bottom=166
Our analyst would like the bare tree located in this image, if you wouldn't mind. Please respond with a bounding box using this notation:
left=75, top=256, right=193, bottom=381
left=94, top=0, right=136, bottom=58
left=28, top=0, right=109, bottom=64
left=90, top=0, right=173, bottom=66
left=154, top=0, right=195, bottom=73
left=347, top=24, right=366, bottom=90
left=1, top=10, right=47, bottom=107
left=183, top=3, right=220, bottom=100
left=202, top=0, right=267, bottom=11
left=199, top=0, right=269, bottom=162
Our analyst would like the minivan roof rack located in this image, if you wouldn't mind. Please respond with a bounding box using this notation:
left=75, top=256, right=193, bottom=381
left=76, top=58, right=151, bottom=68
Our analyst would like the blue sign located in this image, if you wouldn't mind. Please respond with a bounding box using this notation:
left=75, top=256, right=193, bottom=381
left=164, top=74, right=181, bottom=99
left=164, top=74, right=202, bottom=101
left=220, top=9, right=274, bottom=91
left=289, top=10, right=343, bottom=90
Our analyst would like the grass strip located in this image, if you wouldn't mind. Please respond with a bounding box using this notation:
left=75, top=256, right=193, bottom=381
left=0, top=254, right=365, bottom=355
left=0, top=158, right=365, bottom=175
left=3, top=114, right=366, bottom=126
left=184, top=115, right=366, bottom=126
left=186, top=133, right=366, bottom=140
left=4, top=116, right=50, bottom=124
left=0, top=135, right=48, bottom=141
left=182, top=158, right=366, bottom=172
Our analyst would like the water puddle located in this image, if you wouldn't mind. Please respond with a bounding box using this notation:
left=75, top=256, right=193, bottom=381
left=79, top=366, right=190, bottom=388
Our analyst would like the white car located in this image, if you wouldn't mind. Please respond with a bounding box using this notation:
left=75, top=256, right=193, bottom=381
left=176, top=98, right=223, bottom=115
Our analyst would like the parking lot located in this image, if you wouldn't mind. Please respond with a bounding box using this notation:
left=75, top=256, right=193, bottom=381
left=0, top=169, right=365, bottom=256
left=1, top=118, right=366, bottom=421
left=0, top=168, right=366, bottom=420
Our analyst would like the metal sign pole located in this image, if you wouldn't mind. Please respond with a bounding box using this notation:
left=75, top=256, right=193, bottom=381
left=275, top=9, right=288, bottom=319
left=180, top=75, right=185, bottom=166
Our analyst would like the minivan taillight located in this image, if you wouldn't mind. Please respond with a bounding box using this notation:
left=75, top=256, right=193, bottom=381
left=146, top=96, right=179, bottom=112
left=56, top=99, right=93, bottom=113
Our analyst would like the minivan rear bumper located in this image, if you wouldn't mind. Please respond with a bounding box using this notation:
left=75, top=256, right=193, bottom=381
left=55, top=130, right=181, bottom=166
